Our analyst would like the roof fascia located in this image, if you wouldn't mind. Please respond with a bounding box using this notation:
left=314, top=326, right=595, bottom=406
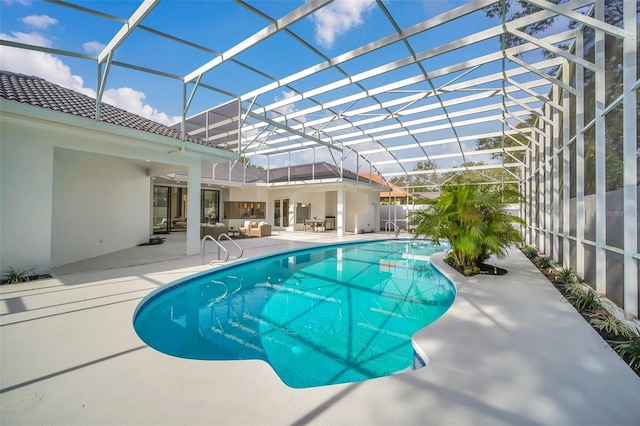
left=0, top=99, right=237, bottom=163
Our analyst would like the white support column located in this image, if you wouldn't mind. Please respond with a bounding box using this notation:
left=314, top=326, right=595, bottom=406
left=622, top=0, right=638, bottom=318
left=552, top=82, right=560, bottom=260
left=186, top=161, right=202, bottom=256
left=594, top=1, right=606, bottom=294
left=337, top=187, right=345, bottom=237
left=532, top=138, right=540, bottom=248
left=526, top=133, right=534, bottom=246
left=575, top=32, right=586, bottom=279
left=562, top=61, right=571, bottom=268
left=544, top=102, right=552, bottom=255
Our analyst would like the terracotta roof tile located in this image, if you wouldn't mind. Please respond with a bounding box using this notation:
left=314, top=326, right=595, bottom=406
left=0, top=70, right=214, bottom=147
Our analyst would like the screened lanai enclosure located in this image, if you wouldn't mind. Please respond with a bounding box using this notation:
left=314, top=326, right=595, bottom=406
left=1, top=0, right=637, bottom=317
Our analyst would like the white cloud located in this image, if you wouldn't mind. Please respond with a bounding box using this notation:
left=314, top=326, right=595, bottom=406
left=21, top=14, right=58, bottom=29
left=273, top=90, right=299, bottom=116
left=0, top=31, right=180, bottom=126
left=272, top=90, right=307, bottom=124
left=1, top=0, right=32, bottom=6
left=102, top=87, right=182, bottom=125
left=0, top=31, right=95, bottom=97
left=1, top=30, right=51, bottom=48
left=83, top=40, right=105, bottom=55
left=311, top=0, right=376, bottom=48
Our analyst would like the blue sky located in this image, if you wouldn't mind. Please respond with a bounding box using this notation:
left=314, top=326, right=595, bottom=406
left=1, top=0, right=560, bottom=174
left=0, top=0, right=479, bottom=124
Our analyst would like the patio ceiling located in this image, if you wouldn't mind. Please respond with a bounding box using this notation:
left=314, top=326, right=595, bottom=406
left=4, top=0, right=616, bottom=185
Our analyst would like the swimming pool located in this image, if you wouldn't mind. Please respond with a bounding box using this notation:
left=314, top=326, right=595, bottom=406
left=134, top=239, right=455, bottom=388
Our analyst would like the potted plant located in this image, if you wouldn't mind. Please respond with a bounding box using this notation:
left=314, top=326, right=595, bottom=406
left=409, top=179, right=524, bottom=275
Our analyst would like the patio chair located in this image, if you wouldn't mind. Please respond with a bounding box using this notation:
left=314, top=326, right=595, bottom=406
left=239, top=220, right=252, bottom=236
left=249, top=222, right=271, bottom=237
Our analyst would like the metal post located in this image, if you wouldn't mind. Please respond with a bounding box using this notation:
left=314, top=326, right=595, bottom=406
left=575, top=32, right=586, bottom=279
left=622, top=0, right=638, bottom=317
left=594, top=0, right=606, bottom=293
left=562, top=61, right=571, bottom=268
left=544, top=102, right=552, bottom=254
left=552, top=81, right=560, bottom=260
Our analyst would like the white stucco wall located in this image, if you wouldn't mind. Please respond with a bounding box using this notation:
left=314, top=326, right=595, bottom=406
left=294, top=191, right=327, bottom=221
left=1, top=100, right=234, bottom=273
left=346, top=190, right=372, bottom=233
left=51, top=148, right=150, bottom=267
left=325, top=191, right=337, bottom=217
left=0, top=123, right=54, bottom=275
left=225, top=186, right=269, bottom=229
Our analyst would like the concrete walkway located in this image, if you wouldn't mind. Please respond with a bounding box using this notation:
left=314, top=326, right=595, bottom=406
left=1, top=232, right=639, bottom=425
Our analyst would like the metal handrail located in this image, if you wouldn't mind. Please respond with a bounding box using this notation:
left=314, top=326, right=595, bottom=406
left=201, top=235, right=229, bottom=264
left=384, top=221, right=397, bottom=234
left=217, top=233, right=243, bottom=259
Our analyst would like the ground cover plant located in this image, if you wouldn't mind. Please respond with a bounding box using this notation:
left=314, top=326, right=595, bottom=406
left=0, top=266, right=51, bottom=285
left=521, top=245, right=640, bottom=377
left=1, top=266, right=33, bottom=284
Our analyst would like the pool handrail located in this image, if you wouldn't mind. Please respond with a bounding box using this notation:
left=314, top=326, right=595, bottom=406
left=217, top=233, right=243, bottom=259
left=201, top=235, right=230, bottom=264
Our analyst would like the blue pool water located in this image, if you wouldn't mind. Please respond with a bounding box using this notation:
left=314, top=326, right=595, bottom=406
left=133, top=239, right=455, bottom=388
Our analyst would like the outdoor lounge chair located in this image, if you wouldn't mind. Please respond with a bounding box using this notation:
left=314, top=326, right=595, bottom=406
left=249, top=222, right=271, bottom=237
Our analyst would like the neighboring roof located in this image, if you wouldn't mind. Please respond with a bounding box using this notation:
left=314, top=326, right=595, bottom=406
left=264, top=162, right=361, bottom=183
left=0, top=70, right=212, bottom=147
left=172, top=161, right=373, bottom=186
left=173, top=161, right=264, bottom=183
left=360, top=173, right=416, bottom=199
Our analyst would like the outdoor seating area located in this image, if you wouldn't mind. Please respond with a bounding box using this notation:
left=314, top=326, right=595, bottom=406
left=304, top=219, right=326, bottom=232
left=199, top=222, right=227, bottom=239
left=171, top=217, right=187, bottom=229
left=239, top=220, right=272, bottom=238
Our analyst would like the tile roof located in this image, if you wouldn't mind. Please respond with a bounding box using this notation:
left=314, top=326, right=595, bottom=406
left=264, top=162, right=361, bottom=183
left=0, top=70, right=212, bottom=147
left=172, top=161, right=373, bottom=185
left=360, top=173, right=416, bottom=198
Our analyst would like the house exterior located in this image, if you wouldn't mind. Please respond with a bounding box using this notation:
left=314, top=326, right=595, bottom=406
left=0, top=71, right=236, bottom=274
left=155, top=161, right=383, bottom=235
left=0, top=71, right=383, bottom=275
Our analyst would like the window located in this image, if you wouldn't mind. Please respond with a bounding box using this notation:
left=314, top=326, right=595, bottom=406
left=223, top=201, right=266, bottom=219
left=201, top=189, right=220, bottom=223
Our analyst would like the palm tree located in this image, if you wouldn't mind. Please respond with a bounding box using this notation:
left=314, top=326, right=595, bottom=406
left=409, top=181, right=525, bottom=275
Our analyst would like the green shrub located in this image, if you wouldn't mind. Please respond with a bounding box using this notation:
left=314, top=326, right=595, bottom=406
left=565, top=284, right=600, bottom=312
left=1, top=266, right=33, bottom=284
left=533, top=255, right=552, bottom=269
left=463, top=266, right=480, bottom=276
left=590, top=313, right=635, bottom=338
left=554, top=267, right=575, bottom=285
left=521, top=245, right=538, bottom=259
left=610, top=338, right=640, bottom=370
left=409, top=180, right=524, bottom=273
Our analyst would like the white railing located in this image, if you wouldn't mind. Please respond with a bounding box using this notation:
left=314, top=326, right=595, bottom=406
left=201, top=235, right=229, bottom=264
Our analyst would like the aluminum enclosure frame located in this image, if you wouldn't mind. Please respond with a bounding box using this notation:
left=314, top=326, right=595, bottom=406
left=2, top=0, right=637, bottom=317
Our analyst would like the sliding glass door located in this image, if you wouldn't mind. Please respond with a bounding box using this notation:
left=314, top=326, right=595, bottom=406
left=153, top=186, right=170, bottom=233
left=201, top=189, right=220, bottom=223
left=273, top=198, right=289, bottom=228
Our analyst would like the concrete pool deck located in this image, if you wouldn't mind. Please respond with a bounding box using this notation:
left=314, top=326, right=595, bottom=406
left=1, top=232, right=639, bottom=425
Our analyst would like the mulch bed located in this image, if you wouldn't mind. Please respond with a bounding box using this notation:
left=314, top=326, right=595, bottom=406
left=523, top=249, right=640, bottom=378
left=444, top=258, right=508, bottom=276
